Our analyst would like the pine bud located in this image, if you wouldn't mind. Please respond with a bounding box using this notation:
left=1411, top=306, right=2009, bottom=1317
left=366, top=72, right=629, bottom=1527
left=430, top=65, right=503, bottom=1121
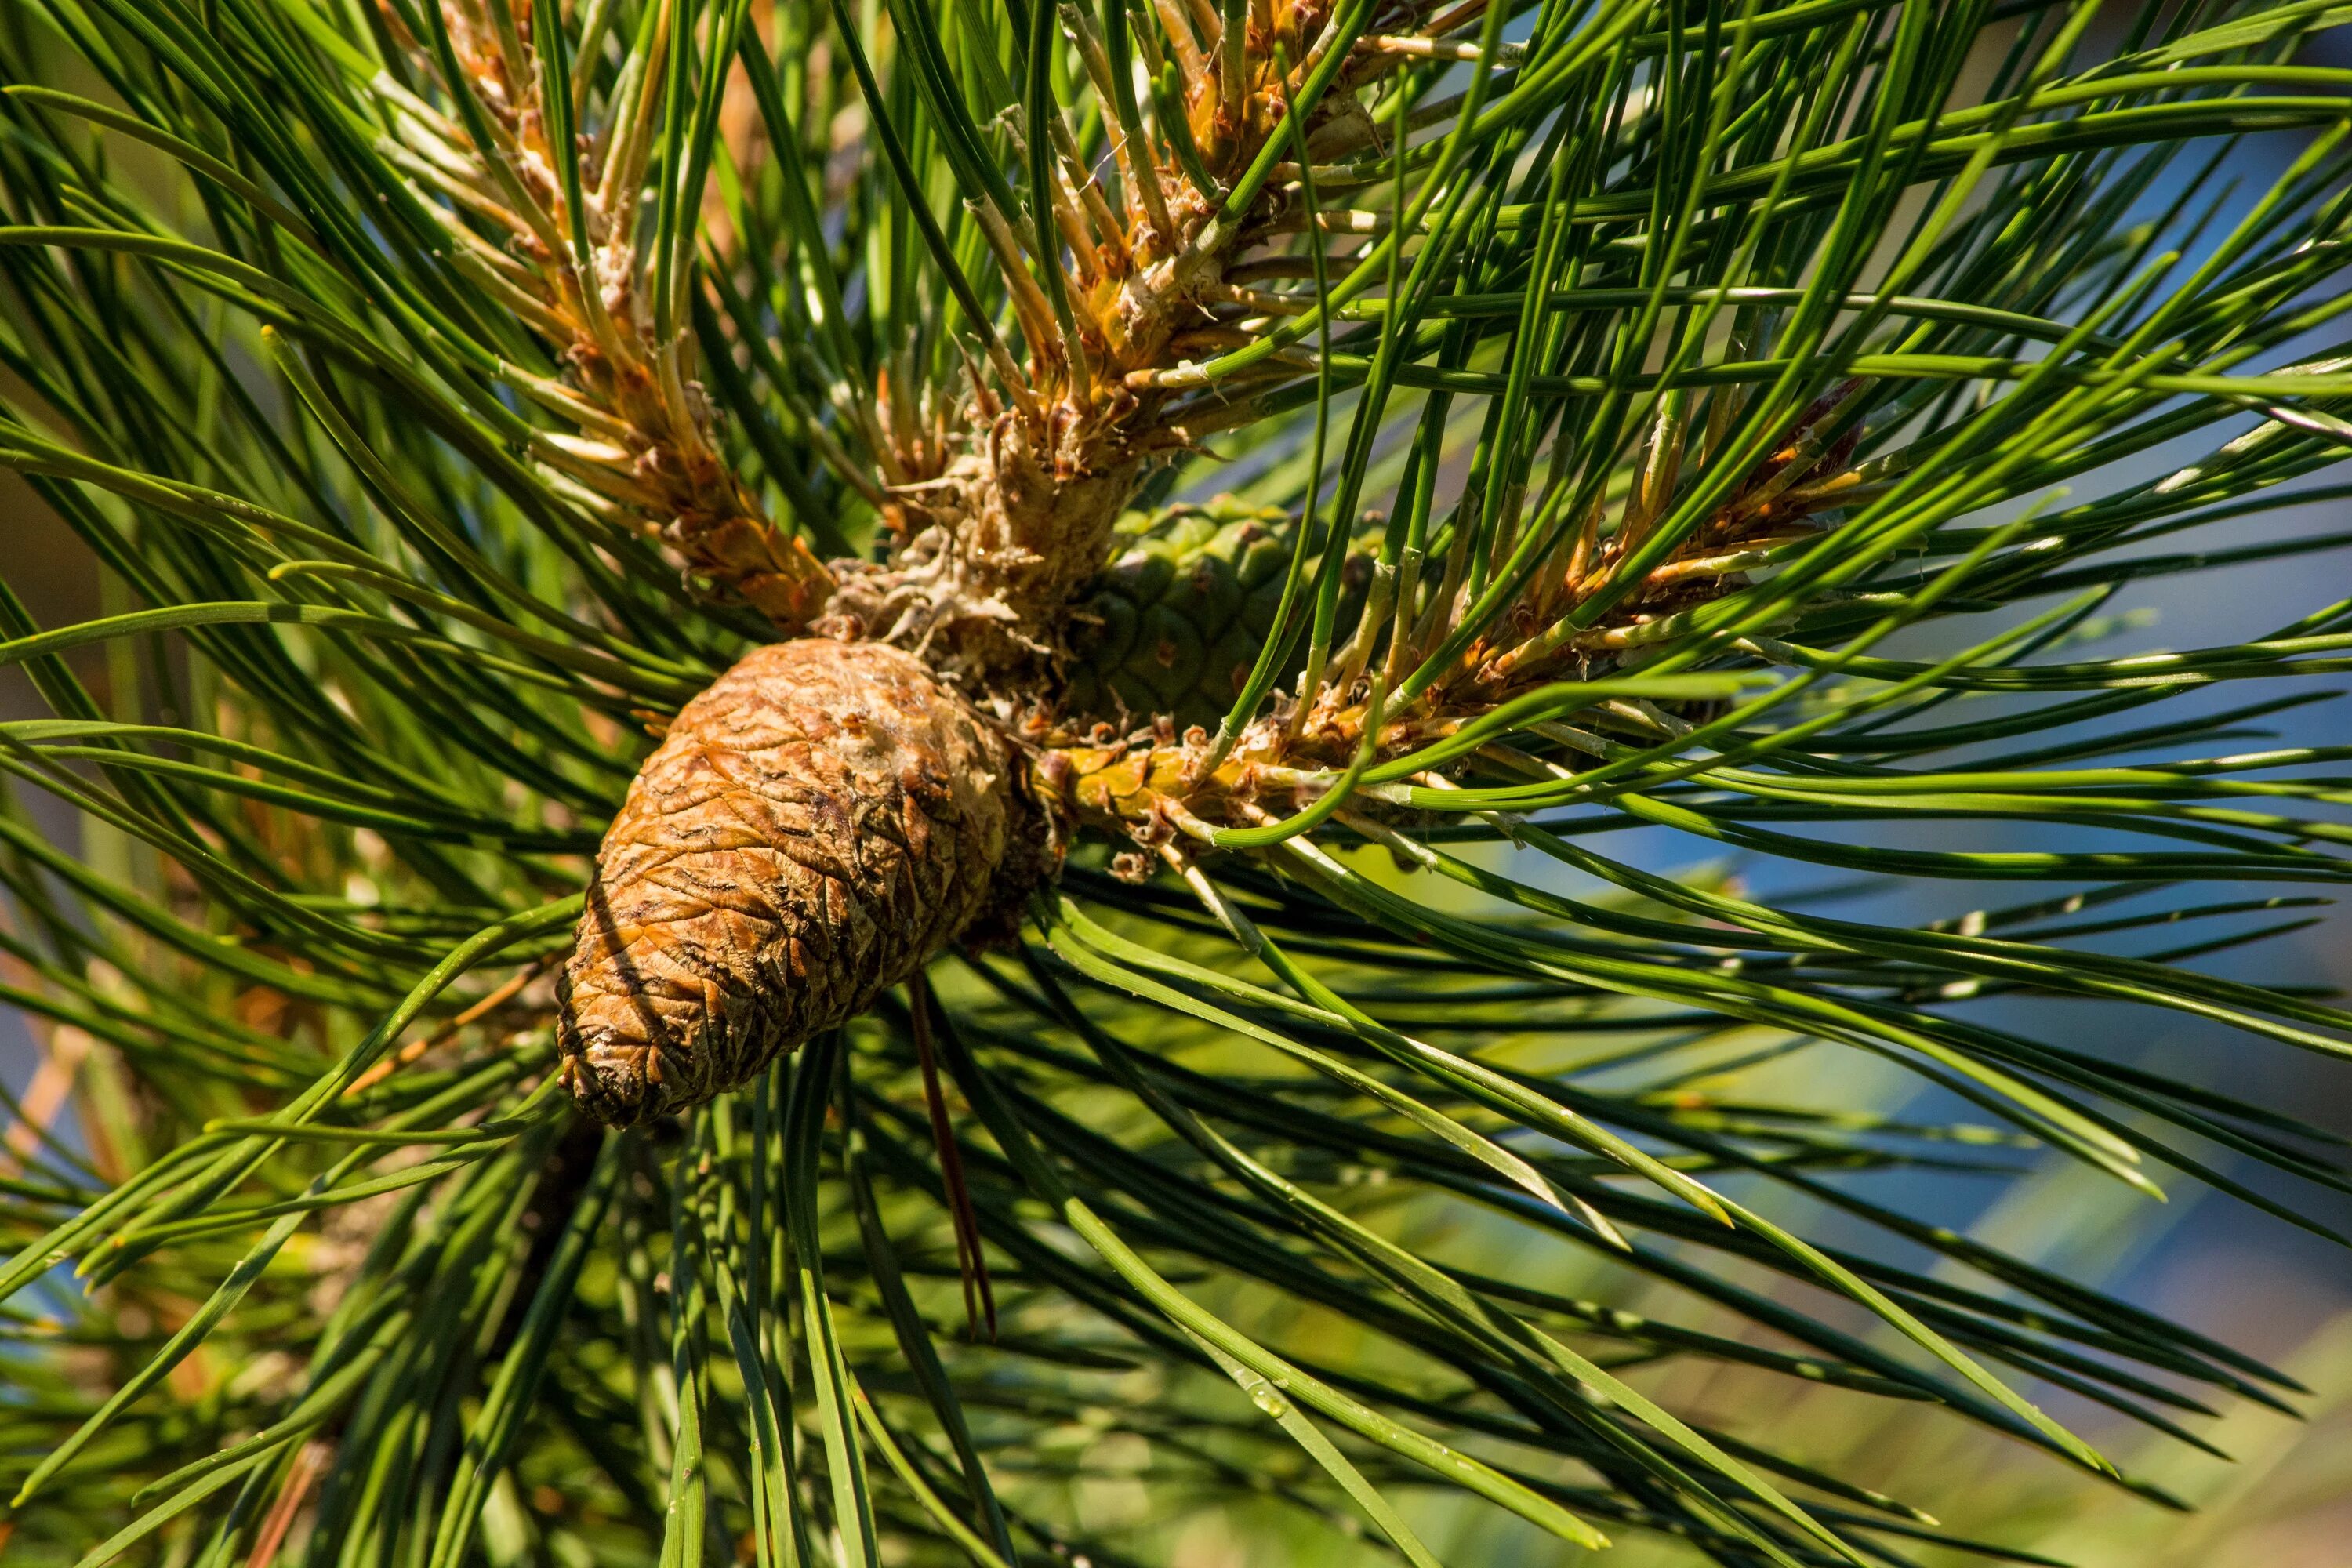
left=559, top=640, right=1016, bottom=1124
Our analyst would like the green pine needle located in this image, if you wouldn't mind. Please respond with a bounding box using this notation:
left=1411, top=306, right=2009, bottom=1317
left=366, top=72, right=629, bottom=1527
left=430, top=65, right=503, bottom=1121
left=2, top=1, right=2350, bottom=1564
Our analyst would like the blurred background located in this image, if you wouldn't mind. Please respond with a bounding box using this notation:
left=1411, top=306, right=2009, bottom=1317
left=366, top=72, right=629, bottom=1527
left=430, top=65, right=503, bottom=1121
left=2, top=10, right=2347, bottom=1566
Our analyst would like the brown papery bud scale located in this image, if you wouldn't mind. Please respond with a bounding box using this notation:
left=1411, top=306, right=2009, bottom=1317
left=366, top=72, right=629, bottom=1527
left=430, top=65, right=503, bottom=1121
left=557, top=639, right=1016, bottom=1125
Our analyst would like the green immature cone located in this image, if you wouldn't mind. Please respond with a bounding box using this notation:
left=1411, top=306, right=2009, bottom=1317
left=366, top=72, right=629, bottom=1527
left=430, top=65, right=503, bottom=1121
left=1062, top=497, right=1386, bottom=729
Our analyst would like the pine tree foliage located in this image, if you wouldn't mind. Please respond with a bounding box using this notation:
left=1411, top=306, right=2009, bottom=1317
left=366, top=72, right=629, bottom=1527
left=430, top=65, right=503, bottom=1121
left=0, top=0, right=2350, bottom=1562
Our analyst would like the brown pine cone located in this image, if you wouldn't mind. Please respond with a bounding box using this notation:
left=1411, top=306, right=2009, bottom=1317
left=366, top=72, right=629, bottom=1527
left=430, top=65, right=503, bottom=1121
left=558, top=639, right=1018, bottom=1125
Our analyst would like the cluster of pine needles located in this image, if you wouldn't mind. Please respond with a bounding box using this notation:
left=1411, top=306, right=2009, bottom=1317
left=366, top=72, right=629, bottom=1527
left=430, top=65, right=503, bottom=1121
left=3, top=0, right=2352, bottom=1564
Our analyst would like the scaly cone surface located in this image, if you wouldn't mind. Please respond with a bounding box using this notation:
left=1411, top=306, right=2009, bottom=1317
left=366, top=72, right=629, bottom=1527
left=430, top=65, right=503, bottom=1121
left=558, top=639, right=1025, bottom=1125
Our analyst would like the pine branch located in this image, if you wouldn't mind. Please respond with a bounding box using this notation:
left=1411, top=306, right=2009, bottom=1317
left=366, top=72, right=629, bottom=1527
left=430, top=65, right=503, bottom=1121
left=2, top=2, right=2351, bottom=1565
left=380, top=0, right=837, bottom=626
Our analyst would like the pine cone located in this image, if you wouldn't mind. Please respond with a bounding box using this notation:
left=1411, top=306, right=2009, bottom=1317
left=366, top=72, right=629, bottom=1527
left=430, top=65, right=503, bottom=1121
left=1062, top=499, right=1386, bottom=729
left=558, top=639, right=1018, bottom=1125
